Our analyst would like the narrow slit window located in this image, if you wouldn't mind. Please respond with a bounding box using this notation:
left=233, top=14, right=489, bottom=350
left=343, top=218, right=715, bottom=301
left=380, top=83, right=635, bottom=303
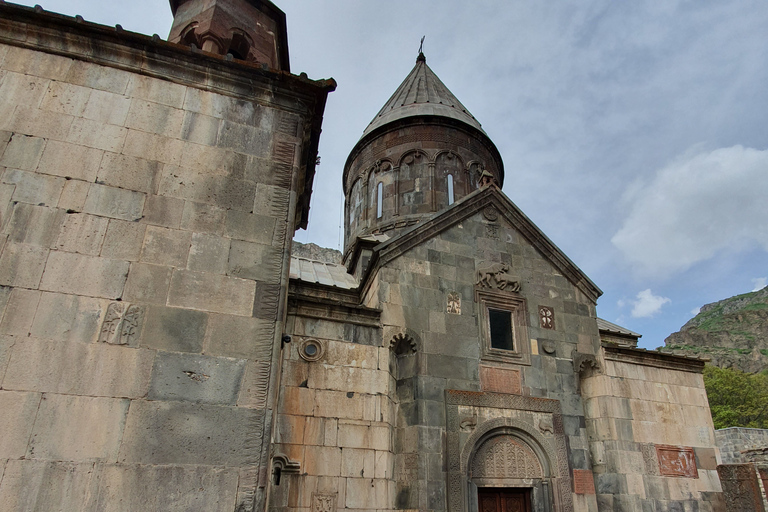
left=447, top=174, right=455, bottom=205
left=488, top=308, right=514, bottom=351
left=377, top=182, right=383, bottom=218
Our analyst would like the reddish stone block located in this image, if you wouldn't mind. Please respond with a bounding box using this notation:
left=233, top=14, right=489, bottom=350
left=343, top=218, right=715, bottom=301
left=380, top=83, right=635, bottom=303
left=480, top=365, right=521, bottom=395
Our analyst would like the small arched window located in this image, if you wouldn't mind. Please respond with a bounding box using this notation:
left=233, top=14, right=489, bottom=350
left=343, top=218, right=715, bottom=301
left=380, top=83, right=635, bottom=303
left=447, top=174, right=455, bottom=205
left=376, top=182, right=383, bottom=218
left=228, top=32, right=251, bottom=61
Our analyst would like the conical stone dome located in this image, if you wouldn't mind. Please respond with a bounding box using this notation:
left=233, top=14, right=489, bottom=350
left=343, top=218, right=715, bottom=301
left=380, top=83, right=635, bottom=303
left=363, top=53, right=484, bottom=137
left=342, top=53, right=504, bottom=261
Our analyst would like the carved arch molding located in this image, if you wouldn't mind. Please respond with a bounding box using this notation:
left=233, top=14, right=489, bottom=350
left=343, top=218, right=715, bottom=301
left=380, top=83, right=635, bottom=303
left=445, top=390, right=573, bottom=512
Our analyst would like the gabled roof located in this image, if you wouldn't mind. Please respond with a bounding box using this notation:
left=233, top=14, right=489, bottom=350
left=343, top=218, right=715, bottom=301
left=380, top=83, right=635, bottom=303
left=362, top=53, right=484, bottom=137
left=289, top=257, right=358, bottom=290
left=597, top=318, right=641, bottom=338
left=365, top=185, right=603, bottom=303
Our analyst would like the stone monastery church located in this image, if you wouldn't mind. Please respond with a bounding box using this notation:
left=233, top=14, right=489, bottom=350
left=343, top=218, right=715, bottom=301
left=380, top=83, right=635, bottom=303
left=0, top=1, right=727, bottom=511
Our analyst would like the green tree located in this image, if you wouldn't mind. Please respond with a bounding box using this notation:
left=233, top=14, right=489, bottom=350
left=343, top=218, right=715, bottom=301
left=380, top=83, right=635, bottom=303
left=703, top=364, right=768, bottom=429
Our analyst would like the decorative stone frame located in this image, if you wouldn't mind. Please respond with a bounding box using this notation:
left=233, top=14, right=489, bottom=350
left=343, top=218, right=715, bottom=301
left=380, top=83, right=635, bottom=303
left=445, top=390, right=573, bottom=512
left=475, top=289, right=530, bottom=366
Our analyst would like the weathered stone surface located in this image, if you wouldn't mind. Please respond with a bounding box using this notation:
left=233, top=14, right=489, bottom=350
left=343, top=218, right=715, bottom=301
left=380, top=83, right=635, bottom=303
left=118, top=400, right=261, bottom=466
left=97, top=152, right=161, bottom=194
left=142, top=194, right=184, bottom=228
left=3, top=169, right=64, bottom=206
left=37, top=139, right=103, bottom=181
left=0, top=134, right=45, bottom=171
left=0, top=288, right=40, bottom=336
left=167, top=270, right=255, bottom=316
left=0, top=460, right=101, bottom=512
left=0, top=391, right=41, bottom=458
left=341, top=447, right=375, bottom=478
left=180, top=200, right=227, bottom=235
left=82, top=89, right=131, bottom=125
left=67, top=117, right=128, bottom=153
left=142, top=305, right=208, bottom=353
left=127, top=74, right=186, bottom=109
left=83, top=184, right=145, bottom=221
left=204, top=314, right=273, bottom=359
left=225, top=210, right=275, bottom=244
left=148, top=352, right=246, bottom=405
left=0, top=242, right=49, bottom=288
left=122, top=262, right=172, bottom=305
left=55, top=213, right=109, bottom=255
left=3, top=339, right=153, bottom=398
left=10, top=106, right=74, bottom=140
left=57, top=179, right=90, bottom=211
left=29, top=291, right=106, bottom=343
left=93, top=464, right=239, bottom=512
left=28, top=394, right=129, bottom=462
left=140, top=226, right=191, bottom=267
left=100, top=219, right=146, bottom=261
left=181, top=111, right=221, bottom=146
left=187, top=232, right=229, bottom=274
left=5, top=203, right=63, bottom=247
left=237, top=360, right=272, bottom=409
left=39, top=251, right=130, bottom=299
left=228, top=240, right=282, bottom=283
left=39, top=80, right=90, bottom=116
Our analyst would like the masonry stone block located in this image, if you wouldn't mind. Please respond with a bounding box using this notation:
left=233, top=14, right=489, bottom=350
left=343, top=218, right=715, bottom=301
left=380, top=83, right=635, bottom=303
left=225, top=210, right=275, bottom=244
left=181, top=111, right=221, bottom=146
left=29, top=291, right=106, bottom=343
left=0, top=242, right=49, bottom=288
left=341, top=448, right=375, bottom=478
left=118, top=400, right=260, bottom=466
left=142, top=305, right=208, bottom=353
left=168, top=270, right=256, bottom=316
left=127, top=74, right=186, bottom=109
left=309, top=366, right=389, bottom=395
left=279, top=386, right=315, bottom=417
left=125, top=99, right=184, bottom=138
left=66, top=60, right=131, bottom=94
left=217, top=121, right=271, bottom=157
left=83, top=183, right=145, bottom=221
left=0, top=288, right=40, bottom=336
left=3, top=169, right=65, bottom=206
left=67, top=117, right=128, bottom=153
left=141, top=194, right=184, bottom=228
left=0, top=391, right=41, bottom=458
left=0, top=460, right=101, bottom=512
left=11, top=106, right=74, bottom=140
left=345, top=477, right=388, bottom=509
left=228, top=239, right=282, bottom=283
left=180, top=200, right=227, bottom=235
left=100, top=219, right=146, bottom=261
left=0, top=134, right=46, bottom=171
left=97, top=152, right=161, bottom=194
left=93, top=463, right=239, bottom=512
left=159, top=166, right=257, bottom=211
left=122, top=129, right=184, bottom=166
left=55, top=213, right=109, bottom=255
left=140, top=225, right=191, bottom=267
left=122, top=262, right=172, bottom=305
left=82, top=89, right=131, bottom=125
left=40, top=251, right=130, bottom=299
left=28, top=394, right=129, bottom=462
left=187, top=232, right=229, bottom=274
left=148, top=352, right=246, bottom=405
left=204, top=313, right=273, bottom=360
left=303, top=445, right=342, bottom=477
left=3, top=46, right=72, bottom=80
left=4, top=338, right=153, bottom=398
left=40, top=80, right=90, bottom=116
left=58, top=179, right=90, bottom=211
left=0, top=72, right=51, bottom=108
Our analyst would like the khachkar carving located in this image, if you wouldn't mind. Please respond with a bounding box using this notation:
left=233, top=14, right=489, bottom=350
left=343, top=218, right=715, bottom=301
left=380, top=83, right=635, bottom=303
left=447, top=291, right=461, bottom=314
left=475, top=262, right=520, bottom=292
left=718, top=464, right=766, bottom=511
left=471, top=436, right=543, bottom=479
left=99, top=302, right=144, bottom=346
left=538, top=306, right=555, bottom=330
left=312, top=493, right=337, bottom=512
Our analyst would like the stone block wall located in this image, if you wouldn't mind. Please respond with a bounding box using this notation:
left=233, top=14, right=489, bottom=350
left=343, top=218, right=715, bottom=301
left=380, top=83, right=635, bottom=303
left=274, top=309, right=393, bottom=510
left=716, top=428, right=768, bottom=464
left=0, top=8, right=330, bottom=511
left=582, top=349, right=724, bottom=511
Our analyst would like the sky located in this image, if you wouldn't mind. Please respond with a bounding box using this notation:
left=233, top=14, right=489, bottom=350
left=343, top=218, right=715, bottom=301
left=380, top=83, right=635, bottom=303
left=13, top=0, right=768, bottom=349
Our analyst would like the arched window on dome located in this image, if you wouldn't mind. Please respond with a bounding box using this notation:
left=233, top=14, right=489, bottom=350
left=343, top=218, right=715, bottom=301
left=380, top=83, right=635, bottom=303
left=447, top=174, right=455, bottom=205
left=376, top=182, right=383, bottom=218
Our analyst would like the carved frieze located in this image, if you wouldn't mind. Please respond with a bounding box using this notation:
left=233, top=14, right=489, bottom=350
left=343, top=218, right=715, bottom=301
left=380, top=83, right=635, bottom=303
left=447, top=291, right=461, bottom=314
left=470, top=435, right=543, bottom=479
left=475, top=262, right=520, bottom=292
left=656, top=445, right=698, bottom=478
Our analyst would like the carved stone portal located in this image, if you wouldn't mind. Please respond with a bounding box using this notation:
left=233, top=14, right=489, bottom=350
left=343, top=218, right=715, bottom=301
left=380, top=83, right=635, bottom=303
left=471, top=435, right=543, bottom=479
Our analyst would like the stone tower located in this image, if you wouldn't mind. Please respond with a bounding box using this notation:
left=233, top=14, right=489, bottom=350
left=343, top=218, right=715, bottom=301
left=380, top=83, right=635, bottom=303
left=168, top=0, right=289, bottom=69
left=343, top=53, right=504, bottom=271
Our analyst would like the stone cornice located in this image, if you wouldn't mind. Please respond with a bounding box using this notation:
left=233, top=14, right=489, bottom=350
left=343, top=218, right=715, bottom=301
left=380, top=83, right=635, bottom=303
left=602, top=343, right=707, bottom=374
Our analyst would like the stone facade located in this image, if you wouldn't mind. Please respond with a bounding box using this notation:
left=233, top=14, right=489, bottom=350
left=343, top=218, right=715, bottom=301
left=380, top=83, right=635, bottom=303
left=717, top=428, right=768, bottom=465
left=0, top=3, right=332, bottom=511
left=0, top=2, right=725, bottom=512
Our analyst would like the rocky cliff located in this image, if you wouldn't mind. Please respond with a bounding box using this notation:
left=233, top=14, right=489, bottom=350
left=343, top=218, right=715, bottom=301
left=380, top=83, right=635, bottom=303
left=662, top=286, right=768, bottom=373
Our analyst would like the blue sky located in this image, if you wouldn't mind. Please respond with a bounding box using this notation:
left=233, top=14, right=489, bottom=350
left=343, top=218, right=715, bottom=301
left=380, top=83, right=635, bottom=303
left=14, top=0, right=768, bottom=349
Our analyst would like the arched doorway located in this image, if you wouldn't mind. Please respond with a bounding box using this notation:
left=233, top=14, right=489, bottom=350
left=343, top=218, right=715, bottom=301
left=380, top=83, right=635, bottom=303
left=467, top=429, right=555, bottom=512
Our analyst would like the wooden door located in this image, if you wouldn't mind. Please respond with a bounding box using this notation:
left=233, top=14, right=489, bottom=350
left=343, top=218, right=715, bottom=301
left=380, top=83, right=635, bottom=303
left=478, top=488, right=531, bottom=512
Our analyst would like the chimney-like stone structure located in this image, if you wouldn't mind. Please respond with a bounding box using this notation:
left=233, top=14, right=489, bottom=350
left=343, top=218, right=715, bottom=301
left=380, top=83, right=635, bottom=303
left=168, top=0, right=290, bottom=70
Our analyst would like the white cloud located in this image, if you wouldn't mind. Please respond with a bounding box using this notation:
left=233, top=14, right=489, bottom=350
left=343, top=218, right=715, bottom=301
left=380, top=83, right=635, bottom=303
left=631, top=289, right=670, bottom=318
left=754, top=277, right=767, bottom=292
left=612, top=146, right=768, bottom=278
left=691, top=307, right=701, bottom=316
